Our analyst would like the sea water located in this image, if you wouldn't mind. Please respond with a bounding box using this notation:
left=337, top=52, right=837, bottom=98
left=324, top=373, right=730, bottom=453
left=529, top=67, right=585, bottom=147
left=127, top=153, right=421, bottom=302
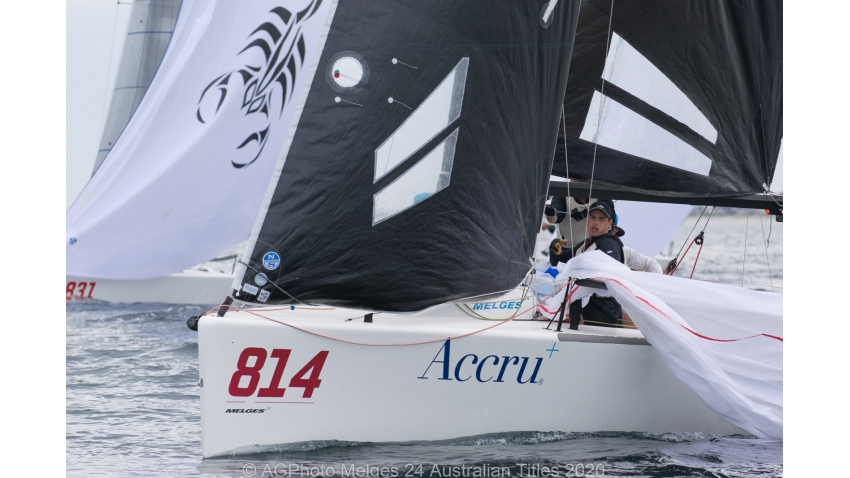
left=66, top=214, right=783, bottom=477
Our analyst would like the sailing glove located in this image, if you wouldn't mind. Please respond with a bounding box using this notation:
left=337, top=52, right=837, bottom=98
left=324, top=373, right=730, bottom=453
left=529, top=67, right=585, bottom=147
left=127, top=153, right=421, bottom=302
left=549, top=239, right=564, bottom=256
left=544, top=204, right=556, bottom=217
left=570, top=208, right=589, bottom=221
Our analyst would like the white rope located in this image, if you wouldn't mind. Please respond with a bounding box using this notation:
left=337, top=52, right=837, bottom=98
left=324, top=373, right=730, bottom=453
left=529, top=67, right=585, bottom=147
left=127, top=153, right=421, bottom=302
left=584, top=0, right=616, bottom=240
left=758, top=212, right=775, bottom=292
left=741, top=209, right=750, bottom=288
left=561, top=105, right=574, bottom=249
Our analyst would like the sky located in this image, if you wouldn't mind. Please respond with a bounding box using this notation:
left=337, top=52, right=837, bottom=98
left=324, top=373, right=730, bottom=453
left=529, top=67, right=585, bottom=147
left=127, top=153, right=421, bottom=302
left=66, top=0, right=131, bottom=209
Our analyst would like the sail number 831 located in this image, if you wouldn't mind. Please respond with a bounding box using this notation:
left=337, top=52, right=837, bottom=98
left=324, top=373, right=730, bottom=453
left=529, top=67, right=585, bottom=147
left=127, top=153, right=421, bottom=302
left=229, top=348, right=329, bottom=398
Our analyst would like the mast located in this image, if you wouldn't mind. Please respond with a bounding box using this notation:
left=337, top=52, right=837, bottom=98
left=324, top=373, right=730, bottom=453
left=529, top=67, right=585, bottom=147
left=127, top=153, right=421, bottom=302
left=92, top=0, right=182, bottom=175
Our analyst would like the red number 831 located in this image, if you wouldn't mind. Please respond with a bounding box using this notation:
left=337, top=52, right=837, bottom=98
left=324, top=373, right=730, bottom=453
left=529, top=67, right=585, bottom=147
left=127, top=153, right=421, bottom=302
left=228, top=348, right=329, bottom=398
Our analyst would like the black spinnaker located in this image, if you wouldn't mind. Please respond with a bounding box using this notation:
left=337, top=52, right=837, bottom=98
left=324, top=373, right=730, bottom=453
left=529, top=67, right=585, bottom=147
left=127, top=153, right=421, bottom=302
left=553, top=0, right=782, bottom=200
left=235, top=0, right=582, bottom=311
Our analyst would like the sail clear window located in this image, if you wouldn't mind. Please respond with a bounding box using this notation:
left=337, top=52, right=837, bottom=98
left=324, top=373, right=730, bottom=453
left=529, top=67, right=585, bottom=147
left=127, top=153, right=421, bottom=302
left=374, top=58, right=469, bottom=182
left=601, top=33, right=717, bottom=144
left=580, top=91, right=712, bottom=176
left=372, top=129, right=459, bottom=225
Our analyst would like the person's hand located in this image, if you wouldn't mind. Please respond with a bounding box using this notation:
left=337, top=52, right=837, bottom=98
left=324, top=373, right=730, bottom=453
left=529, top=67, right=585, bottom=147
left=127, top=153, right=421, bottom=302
left=544, top=204, right=556, bottom=217
left=549, top=239, right=566, bottom=256
left=570, top=208, right=588, bottom=221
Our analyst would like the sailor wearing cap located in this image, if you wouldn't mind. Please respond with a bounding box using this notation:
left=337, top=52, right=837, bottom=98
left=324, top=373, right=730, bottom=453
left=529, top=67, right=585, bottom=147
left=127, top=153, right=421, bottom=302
left=548, top=200, right=622, bottom=265
left=548, top=200, right=624, bottom=329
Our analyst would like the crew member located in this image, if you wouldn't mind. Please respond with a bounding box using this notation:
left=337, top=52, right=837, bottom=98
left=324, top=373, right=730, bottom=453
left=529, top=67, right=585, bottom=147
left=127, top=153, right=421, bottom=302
left=544, top=197, right=595, bottom=246
left=548, top=201, right=623, bottom=329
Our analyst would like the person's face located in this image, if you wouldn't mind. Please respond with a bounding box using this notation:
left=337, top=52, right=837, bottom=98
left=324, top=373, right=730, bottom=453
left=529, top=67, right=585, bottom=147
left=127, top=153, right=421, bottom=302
left=588, top=210, right=613, bottom=237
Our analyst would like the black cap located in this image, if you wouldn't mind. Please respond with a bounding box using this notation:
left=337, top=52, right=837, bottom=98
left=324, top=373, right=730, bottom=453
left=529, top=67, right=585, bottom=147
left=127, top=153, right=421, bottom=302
left=587, top=201, right=614, bottom=219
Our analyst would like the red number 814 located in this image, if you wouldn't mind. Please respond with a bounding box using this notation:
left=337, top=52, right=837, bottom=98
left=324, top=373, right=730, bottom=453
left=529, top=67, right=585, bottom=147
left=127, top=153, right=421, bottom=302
left=228, top=348, right=329, bottom=398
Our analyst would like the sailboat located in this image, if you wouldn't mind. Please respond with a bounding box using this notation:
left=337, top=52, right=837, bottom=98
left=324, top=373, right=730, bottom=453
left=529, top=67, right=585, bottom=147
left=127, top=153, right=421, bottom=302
left=66, top=0, right=697, bottom=305
left=66, top=0, right=239, bottom=303
left=65, top=0, right=300, bottom=304
left=179, top=0, right=783, bottom=458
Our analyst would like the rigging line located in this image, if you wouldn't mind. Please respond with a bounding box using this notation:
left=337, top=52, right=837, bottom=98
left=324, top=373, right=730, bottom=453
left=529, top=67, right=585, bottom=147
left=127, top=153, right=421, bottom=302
left=98, top=4, right=125, bottom=138
left=561, top=105, right=574, bottom=249
left=456, top=282, right=533, bottom=321
left=514, top=202, right=536, bottom=264
left=767, top=214, right=773, bottom=247
left=237, top=260, right=309, bottom=305
left=701, top=206, right=716, bottom=232
left=237, top=282, right=573, bottom=348
left=584, top=0, right=615, bottom=241
left=758, top=212, right=775, bottom=292
left=741, top=209, right=750, bottom=288
left=757, top=103, right=772, bottom=190
left=675, top=206, right=707, bottom=259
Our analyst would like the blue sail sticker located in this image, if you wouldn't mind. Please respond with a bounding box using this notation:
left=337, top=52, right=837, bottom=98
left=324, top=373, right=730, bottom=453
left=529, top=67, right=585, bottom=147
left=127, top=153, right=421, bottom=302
left=262, top=252, right=280, bottom=270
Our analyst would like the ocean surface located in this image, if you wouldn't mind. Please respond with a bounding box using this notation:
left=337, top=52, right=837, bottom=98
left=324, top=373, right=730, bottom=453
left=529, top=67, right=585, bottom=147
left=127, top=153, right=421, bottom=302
left=66, top=214, right=783, bottom=477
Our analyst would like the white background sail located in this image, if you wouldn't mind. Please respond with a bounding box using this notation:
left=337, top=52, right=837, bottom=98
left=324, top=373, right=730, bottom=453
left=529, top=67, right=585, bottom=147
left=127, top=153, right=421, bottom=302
left=67, top=0, right=334, bottom=279
left=92, top=0, right=182, bottom=175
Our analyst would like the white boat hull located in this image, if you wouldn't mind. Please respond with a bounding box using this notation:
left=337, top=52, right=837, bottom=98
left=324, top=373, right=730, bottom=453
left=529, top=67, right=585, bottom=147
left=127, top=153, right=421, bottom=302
left=66, top=270, right=233, bottom=305
left=198, top=303, right=744, bottom=458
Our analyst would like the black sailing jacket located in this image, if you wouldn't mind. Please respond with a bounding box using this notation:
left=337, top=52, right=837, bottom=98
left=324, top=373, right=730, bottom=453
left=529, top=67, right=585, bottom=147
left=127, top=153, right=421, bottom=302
left=550, top=232, right=623, bottom=267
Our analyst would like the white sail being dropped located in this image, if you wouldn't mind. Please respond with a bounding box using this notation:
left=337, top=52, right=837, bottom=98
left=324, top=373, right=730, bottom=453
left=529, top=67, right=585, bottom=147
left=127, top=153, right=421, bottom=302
left=565, top=252, right=783, bottom=438
left=67, top=0, right=334, bottom=279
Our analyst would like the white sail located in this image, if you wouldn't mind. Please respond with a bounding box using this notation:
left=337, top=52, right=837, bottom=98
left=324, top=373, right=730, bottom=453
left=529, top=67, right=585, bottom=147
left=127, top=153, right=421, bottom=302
left=67, top=0, right=335, bottom=280
left=92, top=0, right=182, bottom=175
left=565, top=251, right=782, bottom=438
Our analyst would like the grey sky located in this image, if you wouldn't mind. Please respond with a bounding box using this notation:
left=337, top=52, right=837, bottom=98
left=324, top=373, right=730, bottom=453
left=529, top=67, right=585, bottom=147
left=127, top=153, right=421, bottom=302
left=67, top=0, right=131, bottom=209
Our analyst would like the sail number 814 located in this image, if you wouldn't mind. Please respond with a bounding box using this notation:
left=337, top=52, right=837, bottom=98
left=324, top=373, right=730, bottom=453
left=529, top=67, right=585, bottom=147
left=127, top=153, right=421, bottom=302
left=229, top=348, right=329, bottom=398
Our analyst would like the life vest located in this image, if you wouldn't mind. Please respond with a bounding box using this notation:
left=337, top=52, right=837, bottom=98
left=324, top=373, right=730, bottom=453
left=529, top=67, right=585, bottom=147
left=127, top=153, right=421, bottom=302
left=575, top=233, right=625, bottom=265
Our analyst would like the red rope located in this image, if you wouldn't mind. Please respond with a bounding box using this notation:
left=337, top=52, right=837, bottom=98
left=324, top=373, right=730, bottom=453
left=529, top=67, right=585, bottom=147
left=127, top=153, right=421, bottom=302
left=689, top=240, right=705, bottom=279
left=590, top=275, right=783, bottom=343
left=204, top=282, right=578, bottom=347
left=667, top=234, right=706, bottom=278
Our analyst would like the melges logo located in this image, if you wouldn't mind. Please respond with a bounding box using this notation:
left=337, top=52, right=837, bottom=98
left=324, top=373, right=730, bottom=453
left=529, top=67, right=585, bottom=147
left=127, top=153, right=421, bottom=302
left=469, top=296, right=531, bottom=311
left=417, top=340, right=543, bottom=384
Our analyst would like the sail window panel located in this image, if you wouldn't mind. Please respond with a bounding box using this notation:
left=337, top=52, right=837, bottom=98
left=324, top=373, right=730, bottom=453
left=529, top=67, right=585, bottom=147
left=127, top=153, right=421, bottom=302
left=602, top=33, right=718, bottom=144
left=580, top=91, right=712, bottom=176
left=373, top=129, right=458, bottom=225
left=374, top=58, right=468, bottom=182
